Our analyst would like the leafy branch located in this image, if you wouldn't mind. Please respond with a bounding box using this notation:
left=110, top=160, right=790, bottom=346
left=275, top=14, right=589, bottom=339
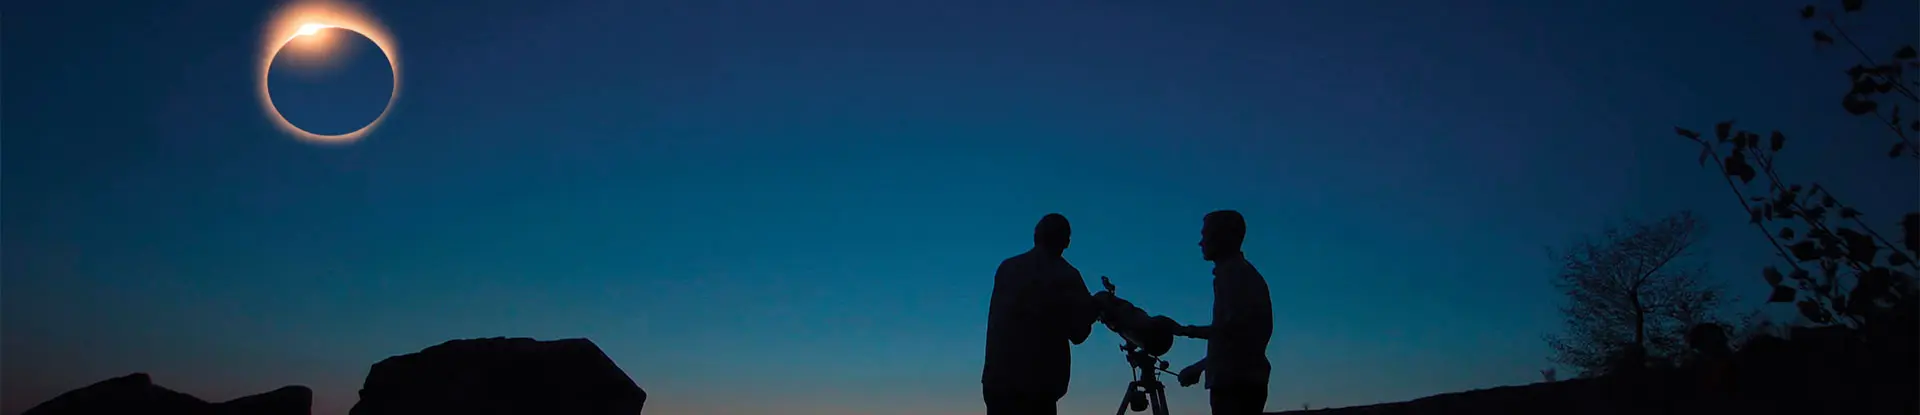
left=1802, top=1, right=1920, bottom=159
left=1669, top=1, right=1920, bottom=335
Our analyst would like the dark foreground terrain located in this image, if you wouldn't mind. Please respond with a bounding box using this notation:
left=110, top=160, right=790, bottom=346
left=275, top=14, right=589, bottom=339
left=1267, top=325, right=1917, bottom=415
left=21, top=337, right=647, bottom=415
left=23, top=325, right=1913, bottom=415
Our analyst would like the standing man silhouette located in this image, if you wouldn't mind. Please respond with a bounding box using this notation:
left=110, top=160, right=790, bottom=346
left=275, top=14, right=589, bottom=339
left=1174, top=210, right=1274, bottom=415
left=982, top=213, right=1101, bottom=415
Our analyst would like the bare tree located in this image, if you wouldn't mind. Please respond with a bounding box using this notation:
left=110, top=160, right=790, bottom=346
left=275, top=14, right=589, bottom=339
left=1545, top=211, right=1726, bottom=377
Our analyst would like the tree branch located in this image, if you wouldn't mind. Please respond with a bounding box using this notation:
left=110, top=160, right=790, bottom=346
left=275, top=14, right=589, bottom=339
left=1690, top=138, right=1804, bottom=272
left=1827, top=17, right=1919, bottom=102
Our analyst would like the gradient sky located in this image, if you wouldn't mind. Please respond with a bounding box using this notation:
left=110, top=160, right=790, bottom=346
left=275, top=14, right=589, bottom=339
left=5, top=0, right=1916, bottom=414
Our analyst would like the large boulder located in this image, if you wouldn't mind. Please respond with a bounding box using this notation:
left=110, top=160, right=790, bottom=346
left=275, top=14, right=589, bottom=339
left=349, top=337, right=646, bottom=415
left=21, top=373, right=311, bottom=415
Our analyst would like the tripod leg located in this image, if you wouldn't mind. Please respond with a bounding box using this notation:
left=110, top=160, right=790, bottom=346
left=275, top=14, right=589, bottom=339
left=1114, top=382, right=1140, bottom=415
left=1150, top=384, right=1170, bottom=415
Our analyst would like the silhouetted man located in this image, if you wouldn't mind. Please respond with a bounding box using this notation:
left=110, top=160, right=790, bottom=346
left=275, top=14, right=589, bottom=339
left=1174, top=210, right=1274, bottom=415
left=982, top=213, right=1100, bottom=415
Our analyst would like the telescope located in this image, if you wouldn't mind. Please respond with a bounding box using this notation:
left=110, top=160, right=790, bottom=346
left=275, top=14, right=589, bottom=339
left=1093, top=276, right=1183, bottom=415
left=1093, top=280, right=1180, bottom=357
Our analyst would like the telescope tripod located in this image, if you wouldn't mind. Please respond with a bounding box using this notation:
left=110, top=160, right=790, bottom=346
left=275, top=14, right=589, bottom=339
left=1112, top=344, right=1174, bottom=415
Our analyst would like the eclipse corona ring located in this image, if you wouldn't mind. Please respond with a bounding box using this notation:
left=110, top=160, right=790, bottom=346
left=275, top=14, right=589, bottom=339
left=258, top=0, right=399, bottom=145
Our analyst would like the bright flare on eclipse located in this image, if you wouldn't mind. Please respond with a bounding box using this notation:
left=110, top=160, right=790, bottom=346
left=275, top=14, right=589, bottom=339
left=295, top=23, right=331, bottom=37
left=257, top=0, right=400, bottom=145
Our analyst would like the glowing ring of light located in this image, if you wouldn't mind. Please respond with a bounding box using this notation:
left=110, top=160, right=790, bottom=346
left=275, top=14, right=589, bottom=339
left=257, top=0, right=400, bottom=145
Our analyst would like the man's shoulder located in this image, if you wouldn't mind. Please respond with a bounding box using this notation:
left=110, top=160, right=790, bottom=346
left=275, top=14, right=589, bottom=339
left=1237, top=260, right=1274, bottom=302
left=1059, top=258, right=1082, bottom=274
left=1239, top=259, right=1266, bottom=279
left=1215, top=258, right=1268, bottom=285
left=1001, top=251, right=1035, bottom=267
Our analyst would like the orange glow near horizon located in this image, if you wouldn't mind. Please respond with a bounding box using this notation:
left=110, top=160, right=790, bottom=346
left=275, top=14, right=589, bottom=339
left=258, top=0, right=400, bottom=145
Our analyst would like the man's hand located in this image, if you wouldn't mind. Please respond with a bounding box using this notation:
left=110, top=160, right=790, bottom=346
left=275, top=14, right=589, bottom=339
left=1177, top=361, right=1205, bottom=387
left=1091, top=290, right=1117, bottom=311
left=1091, top=277, right=1117, bottom=319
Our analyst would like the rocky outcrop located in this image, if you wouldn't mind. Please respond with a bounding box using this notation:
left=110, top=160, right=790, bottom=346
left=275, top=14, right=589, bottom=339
left=21, top=373, right=312, bottom=415
left=348, top=337, right=647, bottom=415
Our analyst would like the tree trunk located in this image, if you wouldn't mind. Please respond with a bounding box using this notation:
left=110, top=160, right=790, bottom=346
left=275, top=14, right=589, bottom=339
left=1631, top=284, right=1647, bottom=347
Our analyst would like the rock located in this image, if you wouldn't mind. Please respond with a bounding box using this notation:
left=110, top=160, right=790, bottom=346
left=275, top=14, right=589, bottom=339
left=214, top=385, right=314, bottom=415
left=349, top=337, right=647, bottom=415
left=22, top=373, right=210, bottom=415
left=21, top=373, right=310, bottom=415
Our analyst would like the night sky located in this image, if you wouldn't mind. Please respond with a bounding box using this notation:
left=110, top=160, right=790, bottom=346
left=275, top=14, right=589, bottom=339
left=4, top=0, right=1915, bottom=414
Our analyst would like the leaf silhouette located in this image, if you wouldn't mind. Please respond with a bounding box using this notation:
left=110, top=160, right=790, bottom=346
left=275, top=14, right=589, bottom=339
left=1769, top=285, right=1797, bottom=303
left=1770, top=131, right=1786, bottom=151
left=1764, top=266, right=1786, bottom=285
left=1775, top=190, right=1800, bottom=213
left=1780, top=227, right=1797, bottom=240
left=1799, top=5, right=1817, bottom=19
left=1674, top=127, right=1702, bottom=140
left=1852, top=78, right=1882, bottom=94
left=1724, top=152, right=1757, bottom=183
left=1841, top=0, right=1862, bottom=12
left=1892, top=142, right=1908, bottom=158
left=1902, top=213, right=1920, bottom=254
left=1891, top=252, right=1912, bottom=267
left=1803, top=206, right=1826, bottom=221
left=1797, top=300, right=1833, bottom=324
left=1838, top=228, right=1877, bottom=264
left=1847, top=64, right=1871, bottom=79
left=1790, top=268, right=1811, bottom=282
left=1790, top=240, right=1822, bottom=262
left=1843, top=94, right=1879, bottom=115
left=1715, top=121, right=1733, bottom=140
left=1898, top=45, right=1918, bottom=60
left=1839, top=207, right=1862, bottom=219
left=1814, top=31, right=1835, bottom=44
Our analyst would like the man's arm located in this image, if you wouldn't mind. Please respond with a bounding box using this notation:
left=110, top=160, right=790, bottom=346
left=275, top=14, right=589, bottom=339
left=1178, top=276, right=1238, bottom=340
left=1061, top=268, right=1097, bottom=345
left=1177, top=357, right=1209, bottom=386
left=1179, top=325, right=1215, bottom=339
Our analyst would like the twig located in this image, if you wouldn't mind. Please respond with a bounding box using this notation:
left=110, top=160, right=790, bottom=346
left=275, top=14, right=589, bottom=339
left=1872, top=111, right=1920, bottom=159
left=1691, top=138, right=1804, bottom=272
left=1751, top=145, right=1920, bottom=275
left=1828, top=17, right=1920, bottom=102
left=1744, top=146, right=1879, bottom=327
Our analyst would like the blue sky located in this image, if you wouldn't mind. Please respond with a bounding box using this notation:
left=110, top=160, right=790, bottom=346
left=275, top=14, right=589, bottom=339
left=4, top=0, right=1915, bottom=414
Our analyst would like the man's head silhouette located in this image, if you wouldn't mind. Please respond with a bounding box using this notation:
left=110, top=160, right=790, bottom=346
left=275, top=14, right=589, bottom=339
left=1200, top=210, right=1245, bottom=262
left=1034, top=213, right=1072, bottom=256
